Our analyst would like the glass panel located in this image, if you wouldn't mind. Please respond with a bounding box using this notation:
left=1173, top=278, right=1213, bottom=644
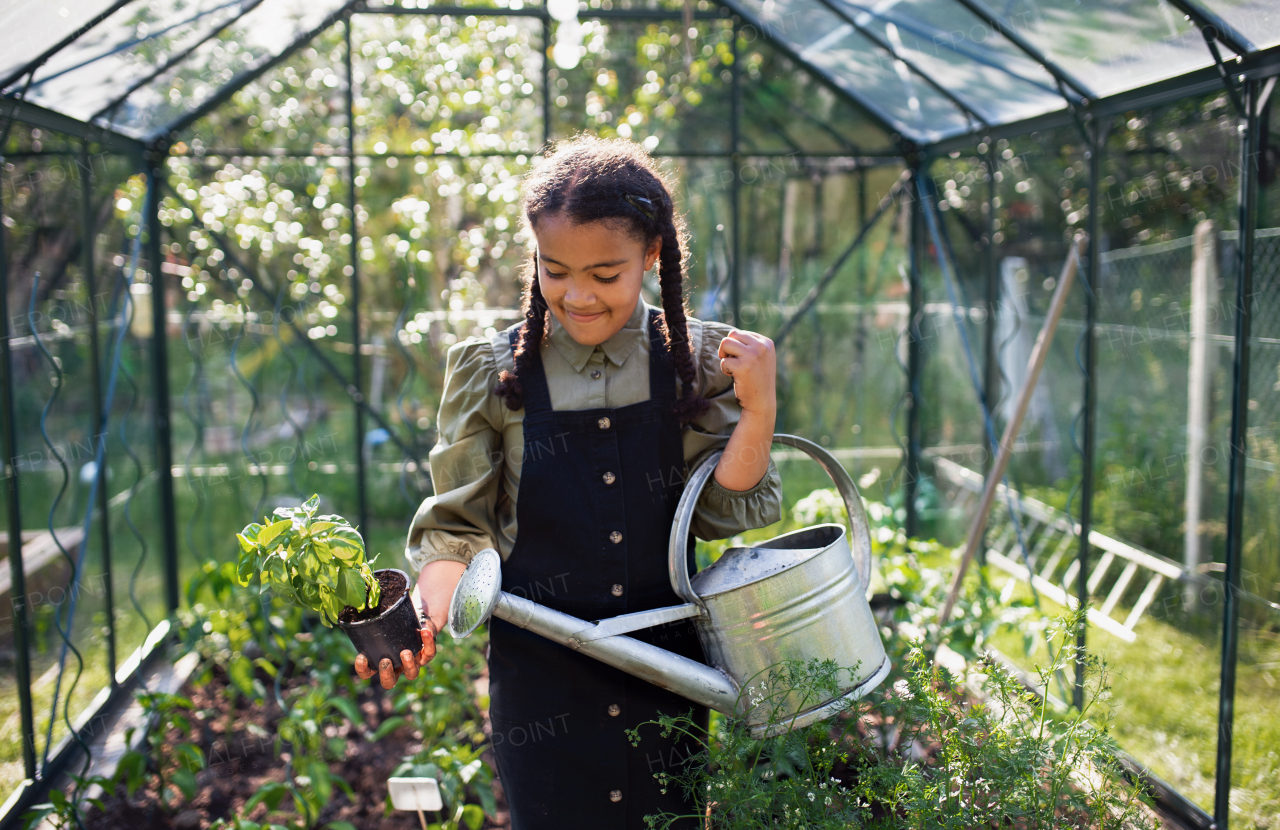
left=844, top=0, right=1065, bottom=128
left=354, top=154, right=532, bottom=553
left=1231, top=601, right=1280, bottom=827
left=735, top=0, right=970, bottom=142
left=734, top=161, right=910, bottom=498
left=20, top=0, right=251, bottom=131
left=1234, top=101, right=1280, bottom=827
left=966, top=0, right=1214, bottom=100
left=354, top=12, right=543, bottom=156
left=1088, top=96, right=1241, bottom=812
left=1201, top=0, right=1280, bottom=51
left=1, top=130, right=120, bottom=770
left=181, top=27, right=347, bottom=154
left=161, top=154, right=363, bottom=579
left=0, top=0, right=124, bottom=88
left=98, top=160, right=168, bottom=670
left=106, top=0, right=354, bottom=138
left=741, top=39, right=895, bottom=156
left=550, top=18, right=734, bottom=154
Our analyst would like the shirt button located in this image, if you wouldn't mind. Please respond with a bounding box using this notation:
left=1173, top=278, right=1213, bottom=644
left=602, top=471, right=616, bottom=485
left=608, top=703, right=620, bottom=716
left=611, top=583, right=623, bottom=596
left=610, top=789, right=622, bottom=802
left=597, top=416, right=611, bottom=430
left=609, top=531, right=623, bottom=544
left=590, top=369, right=602, bottom=379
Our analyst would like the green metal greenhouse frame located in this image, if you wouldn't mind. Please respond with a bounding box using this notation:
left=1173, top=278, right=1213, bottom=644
left=2, top=1, right=1279, bottom=828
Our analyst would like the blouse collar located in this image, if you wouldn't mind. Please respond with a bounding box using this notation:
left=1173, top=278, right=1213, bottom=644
left=547, top=299, right=649, bottom=373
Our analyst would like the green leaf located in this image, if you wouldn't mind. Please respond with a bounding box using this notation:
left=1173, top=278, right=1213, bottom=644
left=265, top=555, right=291, bottom=592
left=257, top=518, right=292, bottom=549
left=328, top=696, right=362, bottom=725
left=171, top=767, right=198, bottom=802
left=321, top=589, right=346, bottom=624
left=324, top=823, right=358, bottom=830
left=253, top=657, right=279, bottom=678
left=175, top=742, right=206, bottom=771
left=302, top=494, right=321, bottom=514
left=371, top=715, right=407, bottom=741
left=235, top=553, right=257, bottom=587
left=327, top=526, right=364, bottom=560
left=462, top=804, right=485, bottom=830
left=309, top=521, right=338, bottom=535
left=20, top=805, right=54, bottom=830
left=229, top=656, right=257, bottom=698
left=337, top=568, right=368, bottom=610
left=116, top=749, right=147, bottom=796
left=245, top=781, right=289, bottom=813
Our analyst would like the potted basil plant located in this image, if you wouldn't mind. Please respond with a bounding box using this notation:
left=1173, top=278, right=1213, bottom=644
left=235, top=494, right=422, bottom=667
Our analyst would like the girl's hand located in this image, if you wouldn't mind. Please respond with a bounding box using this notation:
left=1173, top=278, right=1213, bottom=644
left=353, top=618, right=437, bottom=689
left=717, top=330, right=776, bottom=415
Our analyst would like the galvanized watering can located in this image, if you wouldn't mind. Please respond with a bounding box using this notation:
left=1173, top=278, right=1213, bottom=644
left=447, top=434, right=890, bottom=738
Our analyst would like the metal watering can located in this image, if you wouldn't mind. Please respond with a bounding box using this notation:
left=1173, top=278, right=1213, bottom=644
left=447, top=434, right=890, bottom=738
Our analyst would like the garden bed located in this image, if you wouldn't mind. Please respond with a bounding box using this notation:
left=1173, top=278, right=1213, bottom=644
left=80, top=658, right=509, bottom=830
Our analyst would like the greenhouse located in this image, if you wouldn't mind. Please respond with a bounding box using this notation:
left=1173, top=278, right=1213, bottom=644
left=1, top=0, right=1278, bottom=827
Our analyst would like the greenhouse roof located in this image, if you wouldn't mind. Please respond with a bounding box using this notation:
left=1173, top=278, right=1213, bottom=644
left=2, top=0, right=1280, bottom=153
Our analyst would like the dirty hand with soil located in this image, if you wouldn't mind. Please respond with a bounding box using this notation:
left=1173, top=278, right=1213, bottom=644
left=354, top=558, right=465, bottom=688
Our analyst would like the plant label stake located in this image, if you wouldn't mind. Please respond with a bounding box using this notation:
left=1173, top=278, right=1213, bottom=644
left=448, top=434, right=891, bottom=738
left=388, top=776, right=443, bottom=830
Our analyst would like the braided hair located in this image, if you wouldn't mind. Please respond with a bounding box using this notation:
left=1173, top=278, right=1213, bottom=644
left=493, top=135, right=710, bottom=423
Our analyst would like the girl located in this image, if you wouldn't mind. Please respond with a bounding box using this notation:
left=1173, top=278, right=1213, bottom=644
left=355, top=135, right=782, bottom=829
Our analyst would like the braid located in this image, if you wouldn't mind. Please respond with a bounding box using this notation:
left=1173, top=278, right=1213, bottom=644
left=493, top=251, right=548, bottom=411
left=494, top=134, right=708, bottom=421
left=655, top=202, right=710, bottom=424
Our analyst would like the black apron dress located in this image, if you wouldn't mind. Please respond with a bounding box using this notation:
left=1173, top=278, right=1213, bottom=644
left=487, top=309, right=710, bottom=829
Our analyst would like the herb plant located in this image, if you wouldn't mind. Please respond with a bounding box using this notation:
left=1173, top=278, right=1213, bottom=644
left=630, top=610, right=1155, bottom=830
left=236, top=495, right=380, bottom=626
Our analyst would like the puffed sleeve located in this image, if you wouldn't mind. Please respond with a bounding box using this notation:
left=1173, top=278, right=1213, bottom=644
left=405, top=337, right=506, bottom=572
left=682, top=318, right=783, bottom=541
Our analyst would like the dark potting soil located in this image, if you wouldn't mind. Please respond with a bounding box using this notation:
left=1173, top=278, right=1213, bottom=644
left=338, top=569, right=406, bottom=624
left=81, top=657, right=510, bottom=830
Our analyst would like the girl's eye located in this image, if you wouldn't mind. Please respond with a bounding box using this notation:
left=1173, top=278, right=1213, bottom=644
left=595, top=273, right=621, bottom=284
left=542, top=267, right=567, bottom=279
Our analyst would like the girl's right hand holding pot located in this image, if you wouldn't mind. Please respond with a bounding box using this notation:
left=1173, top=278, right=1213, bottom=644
left=353, top=618, right=437, bottom=689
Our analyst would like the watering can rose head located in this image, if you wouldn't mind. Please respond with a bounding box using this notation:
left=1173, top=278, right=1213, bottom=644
left=234, top=494, right=381, bottom=626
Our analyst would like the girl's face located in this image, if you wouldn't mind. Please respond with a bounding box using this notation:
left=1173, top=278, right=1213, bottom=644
left=533, top=212, right=662, bottom=346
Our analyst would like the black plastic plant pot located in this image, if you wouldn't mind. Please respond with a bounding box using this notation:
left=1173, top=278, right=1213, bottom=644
left=336, top=568, right=422, bottom=670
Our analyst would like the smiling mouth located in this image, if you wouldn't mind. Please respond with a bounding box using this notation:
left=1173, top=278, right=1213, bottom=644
left=566, top=309, right=605, bottom=322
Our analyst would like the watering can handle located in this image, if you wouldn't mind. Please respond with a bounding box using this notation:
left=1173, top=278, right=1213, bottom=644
left=667, top=433, right=874, bottom=608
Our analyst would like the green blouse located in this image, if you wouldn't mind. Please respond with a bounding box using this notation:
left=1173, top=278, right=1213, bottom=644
left=404, top=299, right=783, bottom=572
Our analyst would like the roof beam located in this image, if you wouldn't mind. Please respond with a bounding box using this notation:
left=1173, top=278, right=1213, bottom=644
left=712, top=0, right=916, bottom=145
left=1164, top=0, right=1255, bottom=57
left=0, top=98, right=143, bottom=155
left=810, top=0, right=989, bottom=130
left=950, top=0, right=1094, bottom=104
left=0, top=0, right=138, bottom=94
left=148, top=1, right=360, bottom=145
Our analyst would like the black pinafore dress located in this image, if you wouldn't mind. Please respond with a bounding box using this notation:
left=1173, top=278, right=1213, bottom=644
left=487, top=310, right=709, bottom=829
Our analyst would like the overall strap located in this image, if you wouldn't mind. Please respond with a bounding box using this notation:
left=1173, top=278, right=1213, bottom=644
left=507, top=323, right=552, bottom=414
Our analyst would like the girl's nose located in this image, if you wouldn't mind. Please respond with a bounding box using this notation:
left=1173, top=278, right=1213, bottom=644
left=564, top=279, right=596, bottom=305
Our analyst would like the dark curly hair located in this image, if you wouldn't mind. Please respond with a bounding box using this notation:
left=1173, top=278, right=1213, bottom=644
left=493, top=135, right=709, bottom=423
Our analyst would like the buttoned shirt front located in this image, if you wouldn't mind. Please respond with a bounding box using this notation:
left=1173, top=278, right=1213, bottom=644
left=405, top=298, right=782, bottom=571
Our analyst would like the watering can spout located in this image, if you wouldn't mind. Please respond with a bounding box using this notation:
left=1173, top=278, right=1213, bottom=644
left=447, top=434, right=891, bottom=739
